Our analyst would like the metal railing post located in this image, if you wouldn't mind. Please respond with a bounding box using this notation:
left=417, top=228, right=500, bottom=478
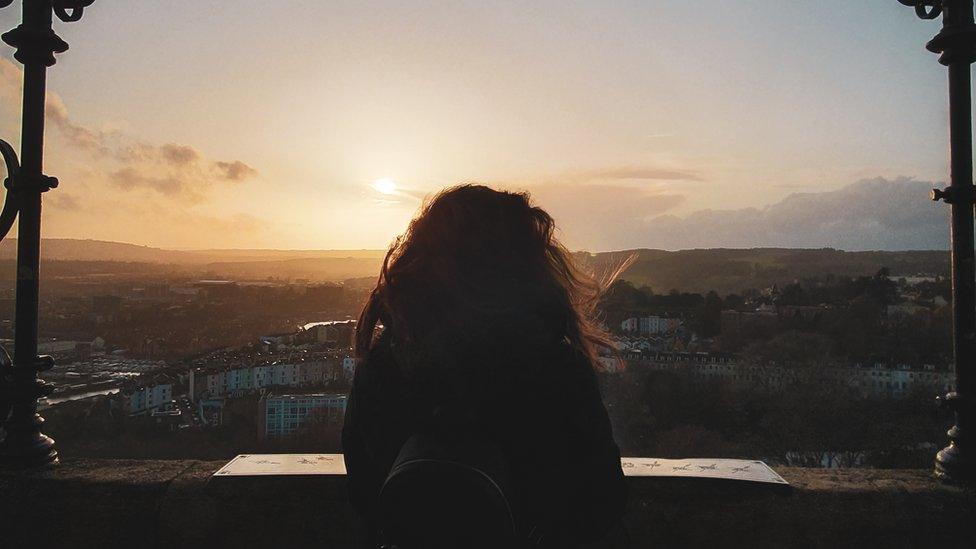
left=899, top=0, right=976, bottom=485
left=0, top=0, right=95, bottom=468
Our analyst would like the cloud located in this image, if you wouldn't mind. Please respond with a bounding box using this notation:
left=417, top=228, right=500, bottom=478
left=160, top=143, right=200, bottom=166
left=0, top=57, right=258, bottom=203
left=109, top=167, right=189, bottom=198
left=45, top=93, right=109, bottom=154
left=638, top=177, right=948, bottom=251
left=4, top=61, right=108, bottom=154
left=213, top=160, right=257, bottom=181
left=520, top=177, right=948, bottom=252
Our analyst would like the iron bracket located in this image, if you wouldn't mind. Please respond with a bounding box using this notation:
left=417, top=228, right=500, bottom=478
left=931, top=185, right=976, bottom=204
left=4, top=173, right=59, bottom=193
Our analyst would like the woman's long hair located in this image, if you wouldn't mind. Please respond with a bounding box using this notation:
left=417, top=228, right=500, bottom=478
left=356, top=184, right=629, bottom=371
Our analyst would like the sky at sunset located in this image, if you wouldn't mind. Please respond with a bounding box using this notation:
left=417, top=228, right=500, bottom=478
left=0, top=1, right=961, bottom=251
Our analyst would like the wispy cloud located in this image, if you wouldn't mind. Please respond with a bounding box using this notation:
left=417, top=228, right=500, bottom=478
left=45, top=92, right=110, bottom=154
left=109, top=168, right=189, bottom=199
left=214, top=160, right=258, bottom=181
left=582, top=166, right=703, bottom=182
left=0, top=57, right=258, bottom=204
left=160, top=143, right=200, bottom=166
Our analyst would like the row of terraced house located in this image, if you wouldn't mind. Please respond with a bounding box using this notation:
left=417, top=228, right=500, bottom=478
left=190, top=356, right=357, bottom=400
left=625, top=351, right=954, bottom=399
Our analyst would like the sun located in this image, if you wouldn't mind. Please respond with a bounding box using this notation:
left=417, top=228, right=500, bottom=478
left=372, top=178, right=397, bottom=195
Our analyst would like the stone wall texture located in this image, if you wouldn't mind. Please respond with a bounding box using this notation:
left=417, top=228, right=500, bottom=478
left=2, top=460, right=975, bottom=548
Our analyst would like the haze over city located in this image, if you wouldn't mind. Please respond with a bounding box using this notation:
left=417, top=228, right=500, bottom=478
left=0, top=2, right=957, bottom=251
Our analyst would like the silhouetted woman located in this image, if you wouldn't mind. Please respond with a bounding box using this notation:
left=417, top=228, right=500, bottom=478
left=342, top=185, right=627, bottom=547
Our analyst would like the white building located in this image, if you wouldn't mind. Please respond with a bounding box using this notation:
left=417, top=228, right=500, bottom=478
left=342, top=357, right=357, bottom=382
left=126, top=382, right=172, bottom=415
left=849, top=363, right=954, bottom=398
left=202, top=359, right=337, bottom=398
left=626, top=352, right=954, bottom=399
left=620, top=316, right=682, bottom=335
left=299, top=320, right=357, bottom=347
left=261, top=393, right=348, bottom=438
left=272, top=363, right=300, bottom=387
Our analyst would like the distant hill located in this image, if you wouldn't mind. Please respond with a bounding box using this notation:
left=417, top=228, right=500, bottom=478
left=0, top=239, right=388, bottom=282
left=188, top=248, right=385, bottom=262
left=199, top=257, right=385, bottom=281
left=0, top=239, right=385, bottom=264
left=0, top=239, right=197, bottom=263
left=588, top=248, right=949, bottom=295
left=0, top=239, right=953, bottom=291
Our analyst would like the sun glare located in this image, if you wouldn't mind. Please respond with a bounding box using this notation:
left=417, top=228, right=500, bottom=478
left=372, top=178, right=397, bottom=195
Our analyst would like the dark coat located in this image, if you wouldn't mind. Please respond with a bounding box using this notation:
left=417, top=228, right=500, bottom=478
left=341, top=325, right=627, bottom=546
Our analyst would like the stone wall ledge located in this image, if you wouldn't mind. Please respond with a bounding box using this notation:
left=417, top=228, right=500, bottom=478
left=2, top=459, right=975, bottom=548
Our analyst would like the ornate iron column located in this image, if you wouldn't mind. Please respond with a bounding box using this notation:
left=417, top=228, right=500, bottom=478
left=899, top=0, right=976, bottom=484
left=0, top=0, right=94, bottom=468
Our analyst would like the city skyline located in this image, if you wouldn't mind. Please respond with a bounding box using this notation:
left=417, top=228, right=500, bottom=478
left=0, top=2, right=959, bottom=251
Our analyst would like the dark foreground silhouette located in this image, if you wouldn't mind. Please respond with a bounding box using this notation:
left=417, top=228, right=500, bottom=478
left=342, top=185, right=627, bottom=547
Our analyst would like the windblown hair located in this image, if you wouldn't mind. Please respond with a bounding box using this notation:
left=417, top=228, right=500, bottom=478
left=356, top=184, right=626, bottom=371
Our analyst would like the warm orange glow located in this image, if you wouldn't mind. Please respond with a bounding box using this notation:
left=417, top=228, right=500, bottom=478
left=0, top=4, right=948, bottom=251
